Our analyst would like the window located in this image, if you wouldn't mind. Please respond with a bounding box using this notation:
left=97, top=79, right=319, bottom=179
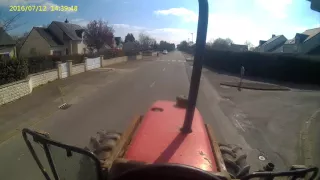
left=29, top=48, right=37, bottom=56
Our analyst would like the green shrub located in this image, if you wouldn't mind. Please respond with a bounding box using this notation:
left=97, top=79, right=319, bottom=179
left=101, top=49, right=125, bottom=59
left=125, top=50, right=139, bottom=56
left=27, top=56, right=58, bottom=74
left=0, top=57, right=28, bottom=85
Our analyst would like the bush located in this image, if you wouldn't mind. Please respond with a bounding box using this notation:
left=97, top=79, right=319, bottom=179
left=100, top=49, right=125, bottom=59
left=0, top=57, right=28, bottom=85
left=125, top=50, right=140, bottom=56
left=59, top=54, right=85, bottom=64
left=27, top=56, right=58, bottom=74
left=203, top=49, right=320, bottom=85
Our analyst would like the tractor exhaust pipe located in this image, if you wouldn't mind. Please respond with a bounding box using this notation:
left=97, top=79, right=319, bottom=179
left=181, top=0, right=209, bottom=133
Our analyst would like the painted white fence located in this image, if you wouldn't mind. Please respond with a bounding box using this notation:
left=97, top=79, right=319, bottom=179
left=86, top=57, right=101, bottom=70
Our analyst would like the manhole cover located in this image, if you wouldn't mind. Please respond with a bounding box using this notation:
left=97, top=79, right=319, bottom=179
left=258, top=155, right=266, bottom=161
left=59, top=103, right=71, bottom=110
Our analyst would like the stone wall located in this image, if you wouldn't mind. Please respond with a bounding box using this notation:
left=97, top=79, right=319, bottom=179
left=0, top=80, right=30, bottom=105
left=72, top=63, right=85, bottom=75
left=102, top=56, right=128, bottom=67
left=29, top=70, right=58, bottom=89
left=0, top=55, right=144, bottom=105
left=136, top=55, right=142, bottom=60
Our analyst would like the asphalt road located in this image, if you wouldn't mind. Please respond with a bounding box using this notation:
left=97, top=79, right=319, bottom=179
left=0, top=51, right=262, bottom=180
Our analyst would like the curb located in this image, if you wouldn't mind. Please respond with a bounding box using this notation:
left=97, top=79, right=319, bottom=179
left=299, top=109, right=320, bottom=167
left=220, top=81, right=290, bottom=91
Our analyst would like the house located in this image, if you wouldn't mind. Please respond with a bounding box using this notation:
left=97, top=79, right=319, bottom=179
left=256, top=34, right=287, bottom=53
left=274, top=27, right=320, bottom=54
left=20, top=19, right=87, bottom=57
left=0, top=27, right=16, bottom=58
left=230, top=44, right=248, bottom=52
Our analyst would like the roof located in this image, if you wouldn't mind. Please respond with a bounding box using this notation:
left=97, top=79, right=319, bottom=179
left=263, top=35, right=282, bottom=46
left=302, top=27, right=320, bottom=42
left=52, top=21, right=83, bottom=40
left=34, top=27, right=63, bottom=47
left=260, top=35, right=287, bottom=51
left=0, top=27, right=15, bottom=46
left=285, top=39, right=295, bottom=44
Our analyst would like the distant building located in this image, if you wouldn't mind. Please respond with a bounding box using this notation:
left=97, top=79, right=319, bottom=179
left=0, top=27, right=16, bottom=58
left=273, top=27, right=320, bottom=54
left=255, top=34, right=287, bottom=53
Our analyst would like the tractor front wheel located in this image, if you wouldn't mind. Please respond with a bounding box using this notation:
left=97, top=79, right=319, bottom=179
left=219, top=143, right=250, bottom=179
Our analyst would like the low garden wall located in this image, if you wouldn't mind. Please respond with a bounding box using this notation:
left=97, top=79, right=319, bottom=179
left=0, top=54, right=143, bottom=105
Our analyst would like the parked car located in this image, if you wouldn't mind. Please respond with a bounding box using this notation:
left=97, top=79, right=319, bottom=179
left=163, top=50, right=168, bottom=54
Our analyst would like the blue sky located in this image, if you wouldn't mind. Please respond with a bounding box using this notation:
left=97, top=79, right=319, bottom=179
left=1, top=0, right=319, bottom=45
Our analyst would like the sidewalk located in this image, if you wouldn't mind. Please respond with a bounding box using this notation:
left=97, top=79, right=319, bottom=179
left=0, top=60, right=138, bottom=143
left=202, top=69, right=320, bottom=170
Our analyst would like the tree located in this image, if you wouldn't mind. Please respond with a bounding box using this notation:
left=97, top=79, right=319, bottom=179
left=124, top=33, right=135, bottom=43
left=84, top=19, right=114, bottom=52
left=115, top=37, right=122, bottom=46
left=211, top=38, right=233, bottom=50
left=12, top=31, right=29, bottom=57
left=0, top=11, right=24, bottom=31
left=244, top=41, right=255, bottom=51
left=159, top=41, right=175, bottom=51
left=138, top=32, right=156, bottom=50
left=177, top=40, right=192, bottom=53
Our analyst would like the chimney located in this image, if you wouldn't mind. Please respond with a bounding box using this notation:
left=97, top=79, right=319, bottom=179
left=272, top=34, right=276, bottom=38
left=65, top=19, right=69, bottom=23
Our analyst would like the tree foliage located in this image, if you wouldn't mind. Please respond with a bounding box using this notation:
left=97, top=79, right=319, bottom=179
left=124, top=33, right=135, bottom=42
left=245, top=41, right=255, bottom=51
left=177, top=41, right=191, bottom=52
left=208, top=38, right=233, bottom=50
left=84, top=19, right=114, bottom=52
left=159, top=41, right=175, bottom=51
left=138, top=32, right=156, bottom=50
left=114, top=37, right=122, bottom=46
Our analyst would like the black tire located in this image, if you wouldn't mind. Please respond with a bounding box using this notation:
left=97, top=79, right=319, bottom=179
left=86, top=131, right=122, bottom=162
left=219, top=143, right=250, bottom=179
left=78, top=131, right=122, bottom=179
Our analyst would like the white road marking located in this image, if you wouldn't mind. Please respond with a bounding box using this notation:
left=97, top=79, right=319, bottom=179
left=163, top=68, right=166, bottom=71
left=232, top=117, right=246, bottom=132
left=150, top=81, right=156, bottom=88
left=172, top=60, right=176, bottom=62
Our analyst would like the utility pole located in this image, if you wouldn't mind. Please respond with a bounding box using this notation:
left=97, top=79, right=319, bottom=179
left=191, top=33, right=194, bottom=43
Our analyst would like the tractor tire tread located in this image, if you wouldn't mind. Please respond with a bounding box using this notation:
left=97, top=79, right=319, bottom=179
left=219, top=144, right=250, bottom=179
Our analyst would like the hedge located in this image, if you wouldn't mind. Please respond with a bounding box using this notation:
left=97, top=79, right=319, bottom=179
left=27, top=56, right=58, bottom=74
left=0, top=57, right=28, bottom=85
left=203, top=49, right=320, bottom=85
left=99, top=49, right=125, bottom=59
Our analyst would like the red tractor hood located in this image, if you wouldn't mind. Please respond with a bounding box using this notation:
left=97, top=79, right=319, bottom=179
left=125, top=100, right=218, bottom=172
